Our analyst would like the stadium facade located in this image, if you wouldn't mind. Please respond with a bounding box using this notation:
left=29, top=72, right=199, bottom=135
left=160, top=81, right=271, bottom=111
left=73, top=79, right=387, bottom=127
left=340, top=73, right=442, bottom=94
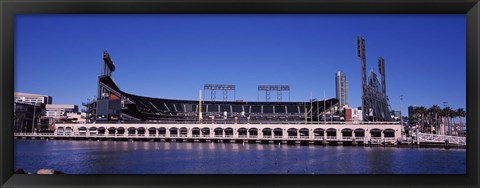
left=83, top=52, right=339, bottom=124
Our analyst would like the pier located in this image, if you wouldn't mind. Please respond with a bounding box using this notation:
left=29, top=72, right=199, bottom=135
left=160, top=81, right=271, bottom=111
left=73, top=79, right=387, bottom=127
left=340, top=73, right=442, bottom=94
left=14, top=122, right=467, bottom=147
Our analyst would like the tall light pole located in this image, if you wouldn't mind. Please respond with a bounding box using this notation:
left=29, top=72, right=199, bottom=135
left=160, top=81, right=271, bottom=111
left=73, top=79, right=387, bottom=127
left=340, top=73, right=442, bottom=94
left=400, top=95, right=404, bottom=140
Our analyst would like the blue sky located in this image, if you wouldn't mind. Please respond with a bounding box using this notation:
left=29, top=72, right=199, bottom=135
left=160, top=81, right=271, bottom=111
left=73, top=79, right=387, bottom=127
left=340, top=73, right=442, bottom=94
left=15, top=14, right=466, bottom=115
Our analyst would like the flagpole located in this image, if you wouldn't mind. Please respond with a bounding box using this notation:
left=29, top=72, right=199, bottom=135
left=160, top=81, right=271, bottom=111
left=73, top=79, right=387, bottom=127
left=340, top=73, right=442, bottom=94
left=317, top=96, right=319, bottom=124
left=323, top=90, right=326, bottom=124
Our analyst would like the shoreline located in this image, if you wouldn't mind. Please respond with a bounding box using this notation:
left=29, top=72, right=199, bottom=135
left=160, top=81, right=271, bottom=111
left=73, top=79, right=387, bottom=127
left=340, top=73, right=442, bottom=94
left=14, top=137, right=466, bottom=150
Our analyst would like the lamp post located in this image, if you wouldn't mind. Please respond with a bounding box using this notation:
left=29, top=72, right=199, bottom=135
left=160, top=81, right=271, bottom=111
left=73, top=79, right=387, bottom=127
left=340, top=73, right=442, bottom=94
left=400, top=95, right=404, bottom=140
left=323, top=90, right=326, bottom=124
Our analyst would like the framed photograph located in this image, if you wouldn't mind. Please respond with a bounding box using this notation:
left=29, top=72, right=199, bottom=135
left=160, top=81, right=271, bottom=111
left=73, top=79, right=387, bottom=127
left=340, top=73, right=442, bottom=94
left=1, top=0, right=479, bottom=187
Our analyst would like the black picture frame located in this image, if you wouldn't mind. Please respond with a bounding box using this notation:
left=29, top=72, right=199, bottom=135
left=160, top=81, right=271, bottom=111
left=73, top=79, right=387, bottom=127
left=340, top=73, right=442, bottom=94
left=1, top=0, right=479, bottom=188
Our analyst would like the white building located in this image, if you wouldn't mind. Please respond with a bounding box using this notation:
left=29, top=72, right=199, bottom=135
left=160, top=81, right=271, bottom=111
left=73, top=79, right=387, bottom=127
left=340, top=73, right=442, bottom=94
left=45, top=104, right=85, bottom=123
left=344, top=106, right=362, bottom=122
left=14, top=92, right=52, bottom=104
left=45, top=104, right=78, bottom=117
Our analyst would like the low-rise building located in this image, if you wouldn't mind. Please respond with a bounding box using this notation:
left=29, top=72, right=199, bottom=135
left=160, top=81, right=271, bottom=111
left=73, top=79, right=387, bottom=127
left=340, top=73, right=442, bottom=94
left=344, top=106, right=362, bottom=122
left=14, top=102, right=47, bottom=133
left=44, top=104, right=82, bottom=123
left=14, top=92, right=52, bottom=104
left=45, top=104, right=78, bottom=118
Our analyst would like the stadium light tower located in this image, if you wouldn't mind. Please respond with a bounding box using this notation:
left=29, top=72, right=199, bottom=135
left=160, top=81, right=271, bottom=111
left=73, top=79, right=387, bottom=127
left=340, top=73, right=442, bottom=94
left=204, top=84, right=236, bottom=101
left=258, top=85, right=290, bottom=102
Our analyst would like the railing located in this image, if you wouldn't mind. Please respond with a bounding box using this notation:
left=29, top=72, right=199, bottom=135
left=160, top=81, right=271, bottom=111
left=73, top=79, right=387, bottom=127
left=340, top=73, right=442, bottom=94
left=354, top=137, right=364, bottom=141
left=14, top=133, right=55, bottom=136
left=370, top=137, right=382, bottom=144
left=13, top=133, right=412, bottom=143
left=384, top=137, right=396, bottom=143
left=55, top=121, right=401, bottom=125
left=417, top=133, right=466, bottom=145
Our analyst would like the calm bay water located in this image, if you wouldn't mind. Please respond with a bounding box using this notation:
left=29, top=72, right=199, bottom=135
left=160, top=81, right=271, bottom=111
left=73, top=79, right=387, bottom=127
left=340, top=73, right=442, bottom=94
left=14, top=140, right=465, bottom=174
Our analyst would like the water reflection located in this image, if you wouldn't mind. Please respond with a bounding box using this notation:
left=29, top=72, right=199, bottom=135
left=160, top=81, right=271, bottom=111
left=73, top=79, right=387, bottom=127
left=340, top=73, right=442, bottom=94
left=14, top=140, right=466, bottom=174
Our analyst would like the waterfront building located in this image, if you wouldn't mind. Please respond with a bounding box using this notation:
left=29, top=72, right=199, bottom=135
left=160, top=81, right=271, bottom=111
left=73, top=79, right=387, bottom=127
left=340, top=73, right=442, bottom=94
left=84, top=51, right=339, bottom=123
left=344, top=106, right=362, bottom=122
left=14, top=92, right=52, bottom=104
left=20, top=47, right=408, bottom=145
left=45, top=104, right=78, bottom=119
left=45, top=104, right=83, bottom=123
left=14, top=102, right=46, bottom=133
left=64, top=112, right=87, bottom=124
left=335, top=71, right=348, bottom=108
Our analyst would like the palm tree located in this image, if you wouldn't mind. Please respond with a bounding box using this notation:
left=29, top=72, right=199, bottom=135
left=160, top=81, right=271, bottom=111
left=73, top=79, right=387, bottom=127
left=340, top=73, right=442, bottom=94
left=413, top=107, right=421, bottom=132
left=428, top=105, right=438, bottom=134
left=413, top=107, right=427, bottom=133
left=429, top=105, right=441, bottom=134
left=439, top=107, right=447, bottom=135
left=456, top=108, right=466, bottom=136
left=420, top=106, right=428, bottom=133
left=442, top=107, right=453, bottom=135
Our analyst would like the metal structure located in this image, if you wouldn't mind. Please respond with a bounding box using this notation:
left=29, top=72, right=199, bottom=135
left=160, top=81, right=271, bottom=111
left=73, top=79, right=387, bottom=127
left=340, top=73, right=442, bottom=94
left=356, top=36, right=391, bottom=121
left=258, top=85, right=290, bottom=102
left=204, top=84, right=236, bottom=101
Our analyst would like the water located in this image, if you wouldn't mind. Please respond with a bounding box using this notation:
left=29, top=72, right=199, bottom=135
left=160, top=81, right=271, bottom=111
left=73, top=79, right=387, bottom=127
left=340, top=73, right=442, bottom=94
left=14, top=140, right=465, bottom=174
